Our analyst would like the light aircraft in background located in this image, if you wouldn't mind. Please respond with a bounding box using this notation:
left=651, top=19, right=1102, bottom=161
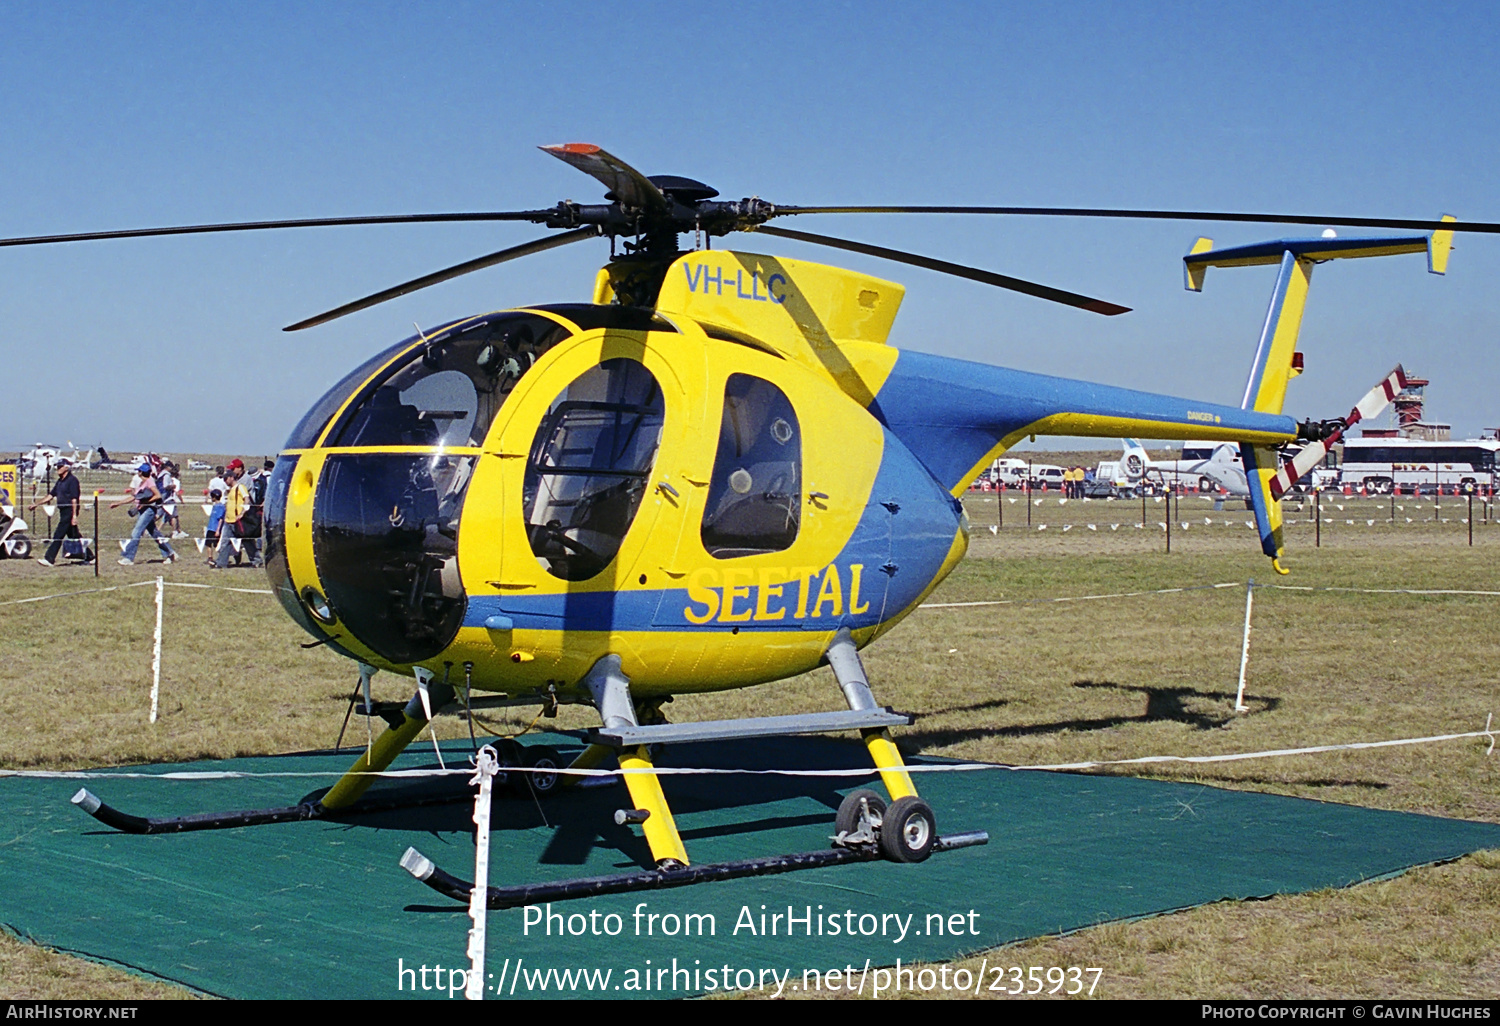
left=1096, top=439, right=1250, bottom=507
left=19, top=443, right=87, bottom=482
left=88, top=446, right=152, bottom=474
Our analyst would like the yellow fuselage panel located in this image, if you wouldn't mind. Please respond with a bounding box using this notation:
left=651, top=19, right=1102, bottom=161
left=273, top=291, right=964, bottom=701
left=650, top=250, right=903, bottom=408
left=451, top=324, right=886, bottom=694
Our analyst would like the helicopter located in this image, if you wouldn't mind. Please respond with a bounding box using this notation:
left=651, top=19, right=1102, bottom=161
left=10, top=142, right=1485, bottom=904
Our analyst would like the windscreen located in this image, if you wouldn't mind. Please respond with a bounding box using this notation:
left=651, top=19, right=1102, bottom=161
left=325, top=313, right=574, bottom=449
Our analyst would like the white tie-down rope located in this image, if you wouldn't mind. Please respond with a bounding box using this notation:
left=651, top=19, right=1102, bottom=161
left=7, top=579, right=1494, bottom=612
left=0, top=581, right=157, bottom=605
left=7, top=717, right=1491, bottom=782
left=158, top=581, right=273, bottom=595
left=1266, top=585, right=1500, bottom=597
left=922, top=581, right=1245, bottom=610
left=0, top=580, right=270, bottom=606
left=922, top=581, right=1500, bottom=611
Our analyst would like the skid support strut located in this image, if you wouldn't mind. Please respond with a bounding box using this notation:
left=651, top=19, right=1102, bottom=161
left=826, top=628, right=917, bottom=801
left=582, top=655, right=689, bottom=867
left=72, top=677, right=460, bottom=833
left=399, top=644, right=989, bottom=904
left=321, top=677, right=455, bottom=810
left=558, top=742, right=614, bottom=786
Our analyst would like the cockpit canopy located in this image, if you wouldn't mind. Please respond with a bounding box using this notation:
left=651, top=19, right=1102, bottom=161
left=325, top=313, right=573, bottom=450
left=283, top=304, right=678, bottom=452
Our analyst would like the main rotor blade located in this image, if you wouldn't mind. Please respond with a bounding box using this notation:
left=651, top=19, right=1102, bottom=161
left=752, top=224, right=1130, bottom=316
left=773, top=206, right=1500, bottom=235
left=0, top=211, right=554, bottom=249
left=539, top=143, right=668, bottom=212
left=282, top=227, right=601, bottom=332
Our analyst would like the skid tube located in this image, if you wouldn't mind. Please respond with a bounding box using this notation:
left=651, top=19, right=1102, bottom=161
left=70, top=786, right=471, bottom=835
left=401, top=831, right=990, bottom=910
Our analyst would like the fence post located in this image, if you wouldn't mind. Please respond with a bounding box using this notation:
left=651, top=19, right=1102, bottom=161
left=93, top=497, right=99, bottom=578
left=465, top=745, right=499, bottom=1001
left=1234, top=579, right=1255, bottom=713
left=149, top=576, right=164, bottom=723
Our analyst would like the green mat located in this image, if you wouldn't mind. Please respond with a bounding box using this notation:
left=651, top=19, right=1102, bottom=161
left=3, top=735, right=1498, bottom=999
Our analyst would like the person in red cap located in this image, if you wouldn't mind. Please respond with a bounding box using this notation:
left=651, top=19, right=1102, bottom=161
left=213, top=461, right=253, bottom=568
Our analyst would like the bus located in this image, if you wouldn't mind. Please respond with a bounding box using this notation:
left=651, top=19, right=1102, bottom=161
left=1338, top=437, right=1499, bottom=494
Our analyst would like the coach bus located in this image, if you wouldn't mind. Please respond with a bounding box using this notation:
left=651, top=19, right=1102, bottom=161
left=1338, top=437, right=1500, bottom=494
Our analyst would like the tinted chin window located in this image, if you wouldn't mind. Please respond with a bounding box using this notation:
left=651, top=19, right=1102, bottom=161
left=313, top=453, right=475, bottom=663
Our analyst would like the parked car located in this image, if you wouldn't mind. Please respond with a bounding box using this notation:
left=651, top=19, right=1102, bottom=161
left=1028, top=465, right=1066, bottom=491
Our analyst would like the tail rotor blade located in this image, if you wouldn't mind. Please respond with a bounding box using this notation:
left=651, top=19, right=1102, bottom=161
left=1269, top=366, right=1408, bottom=499
left=283, top=227, right=602, bottom=332
left=751, top=224, right=1130, bottom=316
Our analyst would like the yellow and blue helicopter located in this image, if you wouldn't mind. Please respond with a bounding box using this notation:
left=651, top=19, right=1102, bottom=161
left=11, top=143, right=1479, bottom=902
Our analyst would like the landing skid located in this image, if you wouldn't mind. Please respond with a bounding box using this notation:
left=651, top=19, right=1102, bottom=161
left=401, top=831, right=990, bottom=910
left=70, top=786, right=471, bottom=834
left=69, top=629, right=973, bottom=908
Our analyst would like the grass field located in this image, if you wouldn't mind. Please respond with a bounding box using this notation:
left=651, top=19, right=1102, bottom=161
left=1, top=476, right=1496, bottom=999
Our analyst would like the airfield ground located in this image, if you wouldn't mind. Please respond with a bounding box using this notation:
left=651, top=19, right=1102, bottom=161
left=1, top=474, right=1496, bottom=999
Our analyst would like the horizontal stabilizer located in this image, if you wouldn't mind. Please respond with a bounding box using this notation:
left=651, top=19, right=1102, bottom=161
left=1184, top=232, right=1443, bottom=293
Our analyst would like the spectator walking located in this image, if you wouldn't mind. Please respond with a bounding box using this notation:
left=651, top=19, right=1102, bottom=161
left=213, top=463, right=251, bottom=569
left=203, top=488, right=225, bottom=562
left=113, top=462, right=177, bottom=565
left=32, top=458, right=83, bottom=567
left=163, top=462, right=187, bottom=538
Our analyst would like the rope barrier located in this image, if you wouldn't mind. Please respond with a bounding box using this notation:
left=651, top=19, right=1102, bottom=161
left=3, top=716, right=1490, bottom=781
left=1265, top=585, right=1500, bottom=597
left=0, top=580, right=271, bottom=605
left=6, top=578, right=1494, bottom=612
left=922, top=581, right=1243, bottom=610
left=0, top=581, right=157, bottom=605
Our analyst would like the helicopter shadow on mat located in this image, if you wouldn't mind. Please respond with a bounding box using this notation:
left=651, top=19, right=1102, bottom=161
left=901, top=680, right=1283, bottom=749
left=297, top=735, right=876, bottom=871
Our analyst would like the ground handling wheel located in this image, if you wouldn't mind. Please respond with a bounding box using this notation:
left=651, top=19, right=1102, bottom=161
left=523, top=745, right=563, bottom=796
left=834, top=788, right=885, bottom=847
left=879, top=795, right=936, bottom=863
left=4, top=534, right=31, bottom=559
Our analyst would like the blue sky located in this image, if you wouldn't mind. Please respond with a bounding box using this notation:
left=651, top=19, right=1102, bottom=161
left=4, top=1, right=1498, bottom=454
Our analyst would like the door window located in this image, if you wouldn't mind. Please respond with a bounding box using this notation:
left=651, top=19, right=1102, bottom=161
left=523, top=358, right=665, bottom=581
left=701, top=374, right=801, bottom=557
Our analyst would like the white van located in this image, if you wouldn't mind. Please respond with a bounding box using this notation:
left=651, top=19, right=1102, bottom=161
left=988, top=458, right=1030, bottom=487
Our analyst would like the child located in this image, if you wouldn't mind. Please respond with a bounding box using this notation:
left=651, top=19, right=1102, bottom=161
left=203, top=488, right=225, bottom=562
